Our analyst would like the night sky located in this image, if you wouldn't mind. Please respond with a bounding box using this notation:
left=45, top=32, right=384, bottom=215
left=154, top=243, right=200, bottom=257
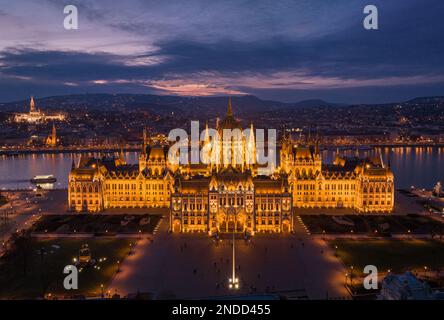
left=0, top=0, right=443, bottom=103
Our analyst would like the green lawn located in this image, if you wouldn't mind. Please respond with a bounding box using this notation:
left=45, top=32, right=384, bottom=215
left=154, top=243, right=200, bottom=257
left=32, top=214, right=161, bottom=234
left=330, top=239, right=444, bottom=275
left=0, top=238, right=133, bottom=299
left=301, top=214, right=444, bottom=234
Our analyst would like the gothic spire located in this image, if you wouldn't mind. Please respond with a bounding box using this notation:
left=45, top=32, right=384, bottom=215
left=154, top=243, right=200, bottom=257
left=119, top=144, right=125, bottom=163
left=227, top=97, right=233, bottom=117
left=204, top=121, right=210, bottom=144
left=142, top=127, right=147, bottom=154
left=30, top=96, right=36, bottom=113
left=52, top=122, right=56, bottom=138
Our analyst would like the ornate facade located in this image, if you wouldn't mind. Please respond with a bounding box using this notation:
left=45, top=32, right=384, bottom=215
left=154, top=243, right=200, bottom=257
left=68, top=99, right=394, bottom=235
left=281, top=140, right=394, bottom=213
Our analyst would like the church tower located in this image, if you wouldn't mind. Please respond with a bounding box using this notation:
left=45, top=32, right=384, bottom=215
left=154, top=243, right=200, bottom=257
left=30, top=96, right=36, bottom=113
left=45, top=123, right=57, bottom=147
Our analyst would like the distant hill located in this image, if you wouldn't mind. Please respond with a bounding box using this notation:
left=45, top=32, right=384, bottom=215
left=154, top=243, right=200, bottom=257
left=405, top=96, right=444, bottom=104
left=289, top=99, right=344, bottom=108
left=0, top=93, right=340, bottom=117
left=2, top=93, right=443, bottom=116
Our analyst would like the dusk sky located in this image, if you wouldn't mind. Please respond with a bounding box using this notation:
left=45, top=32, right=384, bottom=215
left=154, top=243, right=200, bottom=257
left=0, top=0, right=443, bottom=103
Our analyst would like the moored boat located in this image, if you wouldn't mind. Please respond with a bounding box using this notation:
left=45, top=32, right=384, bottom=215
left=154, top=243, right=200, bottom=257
left=30, top=175, right=57, bottom=184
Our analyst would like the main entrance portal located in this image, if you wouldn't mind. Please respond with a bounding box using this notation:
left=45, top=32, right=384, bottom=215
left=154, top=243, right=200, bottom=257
left=217, top=211, right=246, bottom=233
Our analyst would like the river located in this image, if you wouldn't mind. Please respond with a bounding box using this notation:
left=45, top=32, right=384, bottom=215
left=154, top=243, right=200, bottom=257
left=0, top=147, right=443, bottom=190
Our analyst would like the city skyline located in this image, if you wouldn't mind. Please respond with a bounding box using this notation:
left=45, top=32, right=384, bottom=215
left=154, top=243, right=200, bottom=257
left=1, top=1, right=444, bottom=305
left=0, top=1, right=443, bottom=103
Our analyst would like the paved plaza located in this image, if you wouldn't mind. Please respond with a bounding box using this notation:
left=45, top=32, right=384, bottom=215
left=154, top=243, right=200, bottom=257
left=109, top=217, right=349, bottom=299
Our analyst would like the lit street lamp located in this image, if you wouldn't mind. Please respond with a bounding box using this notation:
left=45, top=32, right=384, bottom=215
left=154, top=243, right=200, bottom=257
left=228, top=232, right=239, bottom=290
left=350, top=266, right=354, bottom=285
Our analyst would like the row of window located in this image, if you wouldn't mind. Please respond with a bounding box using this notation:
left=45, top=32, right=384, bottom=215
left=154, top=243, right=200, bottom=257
left=106, top=197, right=165, bottom=202
left=71, top=186, right=99, bottom=193
left=182, top=219, right=280, bottom=225
left=363, top=200, right=392, bottom=206
left=107, top=191, right=168, bottom=196
left=296, top=191, right=355, bottom=196
left=296, top=197, right=353, bottom=202
left=106, top=183, right=168, bottom=190
left=296, top=184, right=356, bottom=191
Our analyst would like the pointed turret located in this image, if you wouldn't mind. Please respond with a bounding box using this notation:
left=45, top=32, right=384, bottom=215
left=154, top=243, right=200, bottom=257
left=202, top=122, right=212, bottom=165
left=52, top=123, right=56, bottom=142
left=247, top=122, right=256, bottom=166
left=227, top=96, right=233, bottom=117
left=141, top=127, right=147, bottom=154
left=204, top=122, right=210, bottom=144
left=119, top=145, right=125, bottom=163
left=307, top=126, right=311, bottom=145
left=314, top=138, right=319, bottom=155
left=379, top=150, right=385, bottom=168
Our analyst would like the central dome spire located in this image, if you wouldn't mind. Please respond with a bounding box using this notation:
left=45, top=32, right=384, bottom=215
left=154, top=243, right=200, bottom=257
left=220, top=97, right=240, bottom=130
left=227, top=96, right=233, bottom=117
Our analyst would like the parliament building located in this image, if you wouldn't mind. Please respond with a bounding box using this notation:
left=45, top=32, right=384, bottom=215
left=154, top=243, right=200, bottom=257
left=68, top=99, right=394, bottom=235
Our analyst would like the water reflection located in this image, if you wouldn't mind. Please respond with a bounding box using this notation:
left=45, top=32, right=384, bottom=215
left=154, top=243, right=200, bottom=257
left=0, top=147, right=443, bottom=190
left=322, top=147, right=444, bottom=189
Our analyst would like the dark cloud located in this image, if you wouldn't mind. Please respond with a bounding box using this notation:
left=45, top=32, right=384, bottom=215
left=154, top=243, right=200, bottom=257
left=0, top=0, right=443, bottom=102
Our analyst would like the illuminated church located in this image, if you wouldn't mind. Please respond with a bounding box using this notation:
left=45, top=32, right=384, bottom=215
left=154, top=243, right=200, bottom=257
left=14, top=96, right=65, bottom=123
left=68, top=99, right=394, bottom=234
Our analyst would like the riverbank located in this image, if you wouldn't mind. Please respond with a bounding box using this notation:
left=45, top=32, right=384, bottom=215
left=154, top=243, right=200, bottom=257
left=0, top=147, right=139, bottom=156
left=2, top=143, right=444, bottom=156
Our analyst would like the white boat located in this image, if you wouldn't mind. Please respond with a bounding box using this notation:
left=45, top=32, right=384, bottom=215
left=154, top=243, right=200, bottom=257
left=30, top=175, right=57, bottom=184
